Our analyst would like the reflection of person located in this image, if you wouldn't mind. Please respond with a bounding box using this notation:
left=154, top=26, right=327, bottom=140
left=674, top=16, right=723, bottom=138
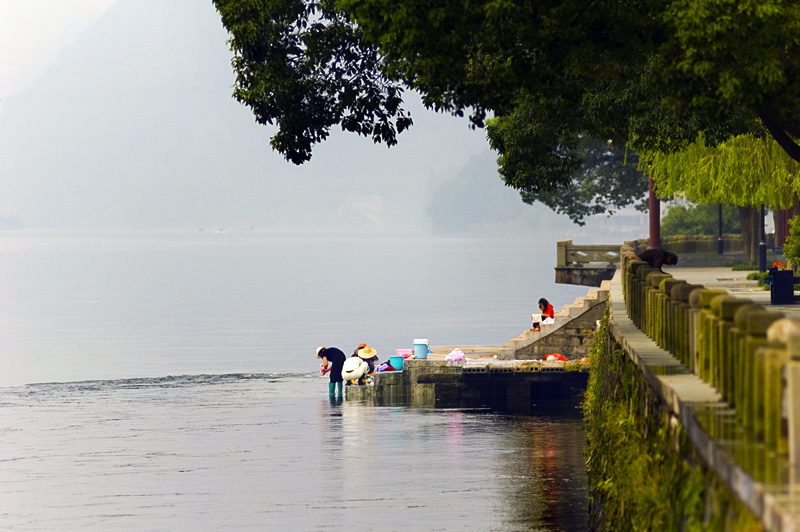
left=317, top=346, right=346, bottom=399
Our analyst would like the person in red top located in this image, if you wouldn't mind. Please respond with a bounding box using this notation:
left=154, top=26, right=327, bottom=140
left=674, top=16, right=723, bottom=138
left=538, top=298, right=555, bottom=320
left=532, top=298, right=555, bottom=331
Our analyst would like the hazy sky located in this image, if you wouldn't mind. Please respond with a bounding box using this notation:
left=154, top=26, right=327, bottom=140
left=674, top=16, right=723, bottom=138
left=0, top=0, right=647, bottom=239
left=0, top=0, right=117, bottom=103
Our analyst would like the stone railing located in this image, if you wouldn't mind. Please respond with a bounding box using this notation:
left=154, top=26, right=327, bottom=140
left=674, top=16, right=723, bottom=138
left=563, top=235, right=751, bottom=269
left=626, top=234, right=745, bottom=255
left=556, top=240, right=620, bottom=268
left=620, top=244, right=800, bottom=465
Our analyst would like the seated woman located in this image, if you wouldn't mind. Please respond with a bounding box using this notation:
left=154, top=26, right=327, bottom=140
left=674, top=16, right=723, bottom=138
left=539, top=298, right=555, bottom=320
left=532, top=298, right=555, bottom=331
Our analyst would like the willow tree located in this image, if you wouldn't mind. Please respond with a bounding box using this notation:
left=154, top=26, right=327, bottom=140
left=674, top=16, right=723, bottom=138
left=639, top=134, right=800, bottom=262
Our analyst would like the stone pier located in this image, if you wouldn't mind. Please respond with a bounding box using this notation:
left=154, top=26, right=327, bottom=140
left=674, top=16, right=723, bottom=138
left=346, top=358, right=589, bottom=410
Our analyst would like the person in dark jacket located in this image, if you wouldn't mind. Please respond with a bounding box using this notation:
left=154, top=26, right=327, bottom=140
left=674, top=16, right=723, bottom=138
left=317, top=346, right=346, bottom=399
left=637, top=248, right=678, bottom=271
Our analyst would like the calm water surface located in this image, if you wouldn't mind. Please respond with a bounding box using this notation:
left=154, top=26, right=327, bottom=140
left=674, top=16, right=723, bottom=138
left=1, top=375, right=587, bottom=531
left=0, top=231, right=590, bottom=530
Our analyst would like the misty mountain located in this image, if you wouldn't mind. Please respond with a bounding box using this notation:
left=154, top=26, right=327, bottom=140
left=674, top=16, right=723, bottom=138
left=0, top=0, right=488, bottom=232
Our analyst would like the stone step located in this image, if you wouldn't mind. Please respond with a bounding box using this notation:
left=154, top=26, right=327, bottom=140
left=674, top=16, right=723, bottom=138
left=506, top=286, right=608, bottom=355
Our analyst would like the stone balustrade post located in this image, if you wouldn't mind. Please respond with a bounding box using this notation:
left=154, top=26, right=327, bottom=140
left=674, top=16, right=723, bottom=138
left=662, top=278, right=685, bottom=353
left=635, top=265, right=657, bottom=329
left=714, top=297, right=751, bottom=405
left=732, top=304, right=765, bottom=416
left=761, top=345, right=787, bottom=451
left=743, top=311, right=783, bottom=438
left=556, top=240, right=569, bottom=268
left=688, top=288, right=705, bottom=374
left=627, top=259, right=648, bottom=322
left=785, top=331, right=800, bottom=468
left=764, top=320, right=800, bottom=459
left=648, top=273, right=670, bottom=344
left=673, top=284, right=700, bottom=366
left=697, top=289, right=728, bottom=384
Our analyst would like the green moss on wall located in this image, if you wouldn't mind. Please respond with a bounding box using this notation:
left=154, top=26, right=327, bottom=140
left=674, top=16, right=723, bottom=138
left=583, top=311, right=762, bottom=531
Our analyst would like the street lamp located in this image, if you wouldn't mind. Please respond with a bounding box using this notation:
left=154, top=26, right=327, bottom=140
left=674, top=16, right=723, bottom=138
left=759, top=205, right=767, bottom=272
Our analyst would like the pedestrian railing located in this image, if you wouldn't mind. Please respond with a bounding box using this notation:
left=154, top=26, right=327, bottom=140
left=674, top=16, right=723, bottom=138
left=627, top=234, right=744, bottom=255
left=556, top=240, right=620, bottom=268
left=620, top=244, right=800, bottom=464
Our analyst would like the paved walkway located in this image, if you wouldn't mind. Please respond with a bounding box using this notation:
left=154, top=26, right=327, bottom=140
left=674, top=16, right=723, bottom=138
left=664, top=266, right=800, bottom=318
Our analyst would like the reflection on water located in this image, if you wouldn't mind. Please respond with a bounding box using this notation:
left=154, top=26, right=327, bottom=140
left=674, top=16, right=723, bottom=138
left=498, top=410, right=589, bottom=530
left=317, top=395, right=588, bottom=531
left=1, top=375, right=587, bottom=531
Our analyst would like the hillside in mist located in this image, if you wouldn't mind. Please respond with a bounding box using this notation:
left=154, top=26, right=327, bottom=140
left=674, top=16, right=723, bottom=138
left=0, top=0, right=487, bottom=232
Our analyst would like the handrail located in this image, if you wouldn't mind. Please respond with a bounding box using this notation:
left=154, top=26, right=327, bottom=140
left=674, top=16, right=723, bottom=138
left=619, top=244, right=800, bottom=466
left=559, top=234, right=758, bottom=270
left=556, top=240, right=619, bottom=268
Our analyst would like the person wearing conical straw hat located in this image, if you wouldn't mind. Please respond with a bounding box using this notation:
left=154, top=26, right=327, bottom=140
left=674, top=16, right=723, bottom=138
left=316, top=346, right=346, bottom=399
left=356, top=345, right=380, bottom=383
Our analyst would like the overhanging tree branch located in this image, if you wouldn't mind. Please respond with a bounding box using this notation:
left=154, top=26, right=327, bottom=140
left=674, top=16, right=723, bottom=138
left=758, top=108, right=800, bottom=164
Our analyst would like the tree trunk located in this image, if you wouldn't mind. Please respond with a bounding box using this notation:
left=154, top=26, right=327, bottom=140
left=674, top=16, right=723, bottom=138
left=739, top=206, right=760, bottom=265
left=751, top=210, right=761, bottom=266
left=740, top=207, right=752, bottom=263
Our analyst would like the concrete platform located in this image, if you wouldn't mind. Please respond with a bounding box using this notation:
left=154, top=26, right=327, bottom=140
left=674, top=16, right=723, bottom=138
left=346, top=357, right=589, bottom=410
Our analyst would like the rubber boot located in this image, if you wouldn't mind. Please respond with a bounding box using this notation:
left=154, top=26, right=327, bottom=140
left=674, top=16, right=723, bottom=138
left=336, top=381, right=343, bottom=399
left=329, top=382, right=336, bottom=398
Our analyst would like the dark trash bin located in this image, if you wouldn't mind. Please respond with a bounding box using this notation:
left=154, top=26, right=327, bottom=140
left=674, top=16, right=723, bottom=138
left=770, top=269, right=796, bottom=305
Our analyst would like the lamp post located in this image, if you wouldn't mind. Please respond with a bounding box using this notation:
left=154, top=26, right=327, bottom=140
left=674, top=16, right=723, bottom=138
left=759, top=204, right=767, bottom=272
left=648, top=178, right=660, bottom=248
left=717, top=204, right=724, bottom=255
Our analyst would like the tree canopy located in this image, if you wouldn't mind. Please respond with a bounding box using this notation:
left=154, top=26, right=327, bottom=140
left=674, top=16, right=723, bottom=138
left=213, top=0, right=800, bottom=208
left=213, top=0, right=412, bottom=164
left=515, top=137, right=648, bottom=225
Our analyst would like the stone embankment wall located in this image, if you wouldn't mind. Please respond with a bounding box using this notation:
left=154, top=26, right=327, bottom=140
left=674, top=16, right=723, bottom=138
left=586, top=243, right=800, bottom=531
left=585, top=312, right=760, bottom=531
